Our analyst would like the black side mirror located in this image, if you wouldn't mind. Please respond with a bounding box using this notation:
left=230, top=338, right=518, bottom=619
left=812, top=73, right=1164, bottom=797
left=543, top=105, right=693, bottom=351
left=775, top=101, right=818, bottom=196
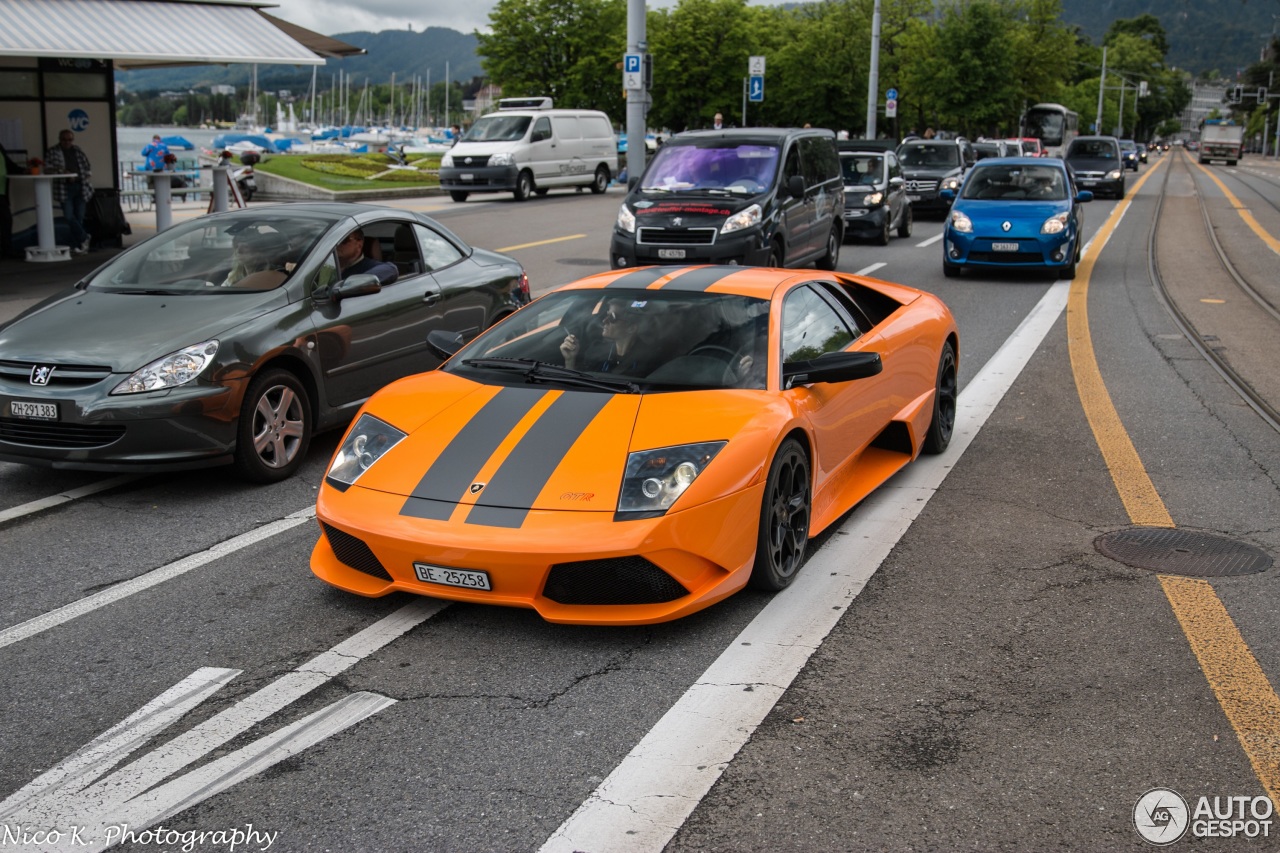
left=628, top=175, right=640, bottom=190
left=782, top=351, right=882, bottom=388
left=427, top=328, right=466, bottom=360
left=330, top=273, right=381, bottom=302
left=787, top=175, right=805, bottom=198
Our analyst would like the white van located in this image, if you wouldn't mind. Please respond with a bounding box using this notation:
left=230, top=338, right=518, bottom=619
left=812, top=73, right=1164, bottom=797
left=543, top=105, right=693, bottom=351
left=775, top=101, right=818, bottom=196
left=439, top=97, right=619, bottom=202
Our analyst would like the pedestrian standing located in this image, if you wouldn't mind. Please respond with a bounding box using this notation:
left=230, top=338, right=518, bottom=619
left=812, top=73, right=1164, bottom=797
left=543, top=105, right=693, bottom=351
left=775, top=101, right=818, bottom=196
left=141, top=134, right=170, bottom=171
left=44, top=130, right=94, bottom=254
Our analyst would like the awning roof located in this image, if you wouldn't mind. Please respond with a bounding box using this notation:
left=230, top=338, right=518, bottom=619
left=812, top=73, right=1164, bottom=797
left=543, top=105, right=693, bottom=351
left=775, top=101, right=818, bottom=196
left=0, top=0, right=364, bottom=68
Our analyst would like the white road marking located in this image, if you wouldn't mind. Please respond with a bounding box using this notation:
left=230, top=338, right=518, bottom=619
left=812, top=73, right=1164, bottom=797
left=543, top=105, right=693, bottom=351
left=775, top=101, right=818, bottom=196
left=0, top=507, right=316, bottom=650
left=0, top=599, right=445, bottom=851
left=0, top=475, right=141, bottom=524
left=540, top=280, right=1073, bottom=853
left=854, top=262, right=886, bottom=276
left=916, top=232, right=944, bottom=248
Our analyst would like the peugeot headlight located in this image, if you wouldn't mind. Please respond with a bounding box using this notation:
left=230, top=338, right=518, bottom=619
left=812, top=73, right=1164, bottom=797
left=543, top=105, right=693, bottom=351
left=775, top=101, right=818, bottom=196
left=111, top=340, right=218, bottom=394
left=326, top=414, right=406, bottom=486
left=489, top=152, right=514, bottom=167
left=1041, top=212, right=1069, bottom=234
left=618, top=442, right=727, bottom=516
left=1106, top=169, right=1122, bottom=180
left=440, top=153, right=454, bottom=168
left=865, top=191, right=884, bottom=205
left=941, top=176, right=962, bottom=191
left=616, top=203, right=636, bottom=234
left=949, top=210, right=973, bottom=233
left=721, top=204, right=762, bottom=234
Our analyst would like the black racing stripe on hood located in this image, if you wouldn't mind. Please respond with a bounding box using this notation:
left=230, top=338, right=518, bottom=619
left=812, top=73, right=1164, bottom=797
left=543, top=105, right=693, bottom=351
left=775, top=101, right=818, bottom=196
left=400, top=387, right=548, bottom=516
left=466, top=391, right=614, bottom=528
left=662, top=266, right=743, bottom=291
left=605, top=267, right=676, bottom=289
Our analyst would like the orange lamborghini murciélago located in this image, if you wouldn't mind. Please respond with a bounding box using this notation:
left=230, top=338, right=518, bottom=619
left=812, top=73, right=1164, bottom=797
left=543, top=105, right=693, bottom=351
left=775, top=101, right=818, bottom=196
left=311, top=265, right=958, bottom=625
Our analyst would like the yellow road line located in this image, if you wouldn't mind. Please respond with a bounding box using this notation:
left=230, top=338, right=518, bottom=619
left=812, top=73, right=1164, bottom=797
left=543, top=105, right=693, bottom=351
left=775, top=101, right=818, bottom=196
left=496, top=234, right=586, bottom=253
left=1068, top=155, right=1280, bottom=803
left=1189, top=157, right=1280, bottom=257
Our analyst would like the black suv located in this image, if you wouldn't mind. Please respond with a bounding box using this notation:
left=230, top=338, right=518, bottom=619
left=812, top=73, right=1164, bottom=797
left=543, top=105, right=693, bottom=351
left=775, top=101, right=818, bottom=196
left=896, top=137, right=975, bottom=215
left=1065, top=136, right=1125, bottom=198
left=610, top=127, right=844, bottom=270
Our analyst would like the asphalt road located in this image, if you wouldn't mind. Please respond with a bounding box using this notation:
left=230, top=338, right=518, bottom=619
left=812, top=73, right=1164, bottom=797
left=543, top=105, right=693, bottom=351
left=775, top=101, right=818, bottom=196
left=1, top=150, right=1278, bottom=852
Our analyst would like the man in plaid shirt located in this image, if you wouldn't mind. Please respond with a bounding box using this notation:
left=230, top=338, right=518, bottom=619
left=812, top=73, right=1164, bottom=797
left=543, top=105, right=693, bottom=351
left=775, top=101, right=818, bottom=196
left=44, top=129, right=94, bottom=254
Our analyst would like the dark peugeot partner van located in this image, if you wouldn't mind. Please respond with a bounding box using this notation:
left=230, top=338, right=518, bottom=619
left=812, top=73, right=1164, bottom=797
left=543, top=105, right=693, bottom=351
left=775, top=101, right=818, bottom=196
left=609, top=127, right=844, bottom=270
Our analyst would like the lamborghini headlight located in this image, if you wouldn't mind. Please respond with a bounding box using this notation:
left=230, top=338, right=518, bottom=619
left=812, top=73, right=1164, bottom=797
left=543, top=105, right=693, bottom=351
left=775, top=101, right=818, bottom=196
left=111, top=340, right=218, bottom=394
left=949, top=210, right=973, bottom=233
left=618, top=441, right=727, bottom=515
left=720, top=204, right=762, bottom=234
left=1041, top=212, right=1069, bottom=234
left=616, top=203, right=636, bottom=234
left=326, top=414, right=406, bottom=486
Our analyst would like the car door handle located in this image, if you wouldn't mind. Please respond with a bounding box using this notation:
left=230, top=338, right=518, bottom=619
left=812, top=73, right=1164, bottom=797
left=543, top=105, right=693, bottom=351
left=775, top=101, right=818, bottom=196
left=423, top=292, right=441, bottom=305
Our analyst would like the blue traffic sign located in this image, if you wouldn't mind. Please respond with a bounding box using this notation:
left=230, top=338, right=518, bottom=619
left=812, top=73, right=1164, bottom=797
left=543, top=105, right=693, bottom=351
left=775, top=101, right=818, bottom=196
left=749, top=75, right=764, bottom=102
left=624, top=54, right=641, bottom=74
left=885, top=87, right=898, bottom=101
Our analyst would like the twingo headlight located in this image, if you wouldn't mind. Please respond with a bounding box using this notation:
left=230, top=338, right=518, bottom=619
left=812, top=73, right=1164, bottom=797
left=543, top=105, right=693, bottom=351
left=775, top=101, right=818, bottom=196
left=618, top=441, right=727, bottom=516
left=616, top=203, right=636, bottom=234
left=720, top=204, right=762, bottom=234
left=949, top=210, right=973, bottom=233
left=326, top=414, right=407, bottom=487
left=1041, top=211, right=1069, bottom=234
left=489, top=152, right=514, bottom=167
left=111, top=340, right=218, bottom=394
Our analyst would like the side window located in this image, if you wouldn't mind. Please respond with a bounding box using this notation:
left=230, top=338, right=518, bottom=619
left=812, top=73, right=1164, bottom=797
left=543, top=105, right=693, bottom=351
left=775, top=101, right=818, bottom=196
left=799, top=138, right=823, bottom=186
left=414, top=224, right=464, bottom=272
left=888, top=153, right=901, bottom=180
left=783, top=144, right=802, bottom=186
left=531, top=117, right=552, bottom=143
left=781, top=285, right=857, bottom=364
left=310, top=251, right=339, bottom=295
left=814, top=282, right=870, bottom=337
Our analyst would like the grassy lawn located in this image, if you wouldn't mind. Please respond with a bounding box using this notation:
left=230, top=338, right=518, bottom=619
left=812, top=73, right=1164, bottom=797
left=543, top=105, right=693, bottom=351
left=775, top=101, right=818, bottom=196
left=255, top=153, right=441, bottom=192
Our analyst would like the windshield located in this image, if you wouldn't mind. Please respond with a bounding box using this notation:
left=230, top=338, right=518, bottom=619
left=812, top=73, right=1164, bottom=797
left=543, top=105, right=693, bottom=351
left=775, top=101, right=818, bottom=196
left=640, top=143, right=779, bottom=194
left=1067, top=139, right=1116, bottom=160
left=898, top=144, right=959, bottom=168
left=463, top=114, right=532, bottom=142
left=1025, top=110, right=1065, bottom=146
left=448, top=288, right=772, bottom=390
left=87, top=212, right=335, bottom=293
left=1119, top=140, right=1137, bottom=151
left=841, top=154, right=883, bottom=185
left=962, top=164, right=1068, bottom=201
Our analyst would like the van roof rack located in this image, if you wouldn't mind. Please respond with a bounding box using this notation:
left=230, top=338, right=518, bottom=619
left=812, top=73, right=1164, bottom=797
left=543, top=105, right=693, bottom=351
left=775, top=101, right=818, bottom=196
left=498, top=97, right=553, bottom=110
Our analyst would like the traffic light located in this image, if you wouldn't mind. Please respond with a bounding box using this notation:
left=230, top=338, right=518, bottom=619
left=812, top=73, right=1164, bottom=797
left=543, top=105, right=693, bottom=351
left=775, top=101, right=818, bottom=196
left=1259, top=87, right=1269, bottom=104
left=1230, top=84, right=1243, bottom=104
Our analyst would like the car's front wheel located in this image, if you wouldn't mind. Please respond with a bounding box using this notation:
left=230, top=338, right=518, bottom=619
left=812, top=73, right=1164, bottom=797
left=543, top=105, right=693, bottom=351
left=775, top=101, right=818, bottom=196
left=922, top=341, right=957, bottom=454
left=749, top=438, right=811, bottom=591
left=513, top=170, right=535, bottom=201
left=449, top=191, right=469, bottom=202
left=233, top=368, right=312, bottom=483
left=897, top=204, right=913, bottom=238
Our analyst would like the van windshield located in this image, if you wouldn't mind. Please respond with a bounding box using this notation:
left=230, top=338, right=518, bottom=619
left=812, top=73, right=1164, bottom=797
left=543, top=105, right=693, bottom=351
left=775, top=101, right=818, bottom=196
left=464, top=115, right=532, bottom=142
left=641, top=143, right=779, bottom=194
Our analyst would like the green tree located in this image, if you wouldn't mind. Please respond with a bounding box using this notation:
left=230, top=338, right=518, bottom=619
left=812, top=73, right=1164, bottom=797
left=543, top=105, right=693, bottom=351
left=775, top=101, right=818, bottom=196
left=477, top=0, right=627, bottom=119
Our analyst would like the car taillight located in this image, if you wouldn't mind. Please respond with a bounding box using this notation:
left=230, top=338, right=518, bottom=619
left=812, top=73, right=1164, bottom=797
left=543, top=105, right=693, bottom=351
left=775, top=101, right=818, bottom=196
left=516, top=270, right=530, bottom=303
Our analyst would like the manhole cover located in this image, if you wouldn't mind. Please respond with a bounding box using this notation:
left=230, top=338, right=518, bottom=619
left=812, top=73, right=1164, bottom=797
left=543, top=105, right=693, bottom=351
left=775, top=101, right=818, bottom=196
left=1094, top=528, right=1272, bottom=577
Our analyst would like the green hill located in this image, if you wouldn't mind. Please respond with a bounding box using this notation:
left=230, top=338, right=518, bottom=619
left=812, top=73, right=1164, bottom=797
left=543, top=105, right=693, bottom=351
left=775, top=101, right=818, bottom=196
left=116, top=27, right=483, bottom=94
left=1059, top=0, right=1274, bottom=76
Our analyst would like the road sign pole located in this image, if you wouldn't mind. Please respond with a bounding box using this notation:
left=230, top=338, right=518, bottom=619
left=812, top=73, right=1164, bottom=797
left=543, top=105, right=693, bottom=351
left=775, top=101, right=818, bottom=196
left=742, top=78, right=747, bottom=127
left=625, top=0, right=647, bottom=183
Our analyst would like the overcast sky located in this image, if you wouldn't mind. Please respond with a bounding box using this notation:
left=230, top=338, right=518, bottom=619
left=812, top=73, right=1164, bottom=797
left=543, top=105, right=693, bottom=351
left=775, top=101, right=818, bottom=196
left=266, top=0, right=538, bottom=36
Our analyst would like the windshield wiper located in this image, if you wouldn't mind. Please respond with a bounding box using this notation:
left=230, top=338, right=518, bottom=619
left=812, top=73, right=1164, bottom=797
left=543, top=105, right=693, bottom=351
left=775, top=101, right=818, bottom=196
left=462, top=357, right=640, bottom=393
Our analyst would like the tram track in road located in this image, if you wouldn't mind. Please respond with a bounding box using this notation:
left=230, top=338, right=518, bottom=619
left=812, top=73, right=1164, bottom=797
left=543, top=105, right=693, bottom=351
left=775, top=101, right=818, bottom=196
left=1149, top=152, right=1280, bottom=433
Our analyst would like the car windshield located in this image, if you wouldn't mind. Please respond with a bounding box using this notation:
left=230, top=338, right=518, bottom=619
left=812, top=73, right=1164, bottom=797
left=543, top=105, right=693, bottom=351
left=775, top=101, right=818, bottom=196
left=86, top=212, right=336, bottom=293
left=841, top=154, right=883, bottom=185
left=463, top=114, right=532, bottom=142
left=447, top=288, right=772, bottom=391
left=640, top=143, right=779, bottom=194
left=898, top=144, right=959, bottom=168
left=961, top=164, right=1068, bottom=201
left=1067, top=140, right=1116, bottom=160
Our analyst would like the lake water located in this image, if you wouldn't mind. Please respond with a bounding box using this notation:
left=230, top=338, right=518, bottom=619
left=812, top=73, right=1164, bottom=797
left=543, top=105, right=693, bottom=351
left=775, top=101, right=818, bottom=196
left=115, top=126, right=220, bottom=173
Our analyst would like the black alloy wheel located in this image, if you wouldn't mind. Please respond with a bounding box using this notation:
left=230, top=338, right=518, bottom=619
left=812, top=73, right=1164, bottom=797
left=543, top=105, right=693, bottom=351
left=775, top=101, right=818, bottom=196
left=922, top=341, right=957, bottom=454
left=749, top=438, right=812, bottom=591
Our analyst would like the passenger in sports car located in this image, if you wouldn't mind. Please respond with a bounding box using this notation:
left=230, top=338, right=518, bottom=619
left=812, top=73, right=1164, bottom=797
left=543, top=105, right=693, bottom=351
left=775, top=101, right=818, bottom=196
left=559, top=298, right=657, bottom=374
